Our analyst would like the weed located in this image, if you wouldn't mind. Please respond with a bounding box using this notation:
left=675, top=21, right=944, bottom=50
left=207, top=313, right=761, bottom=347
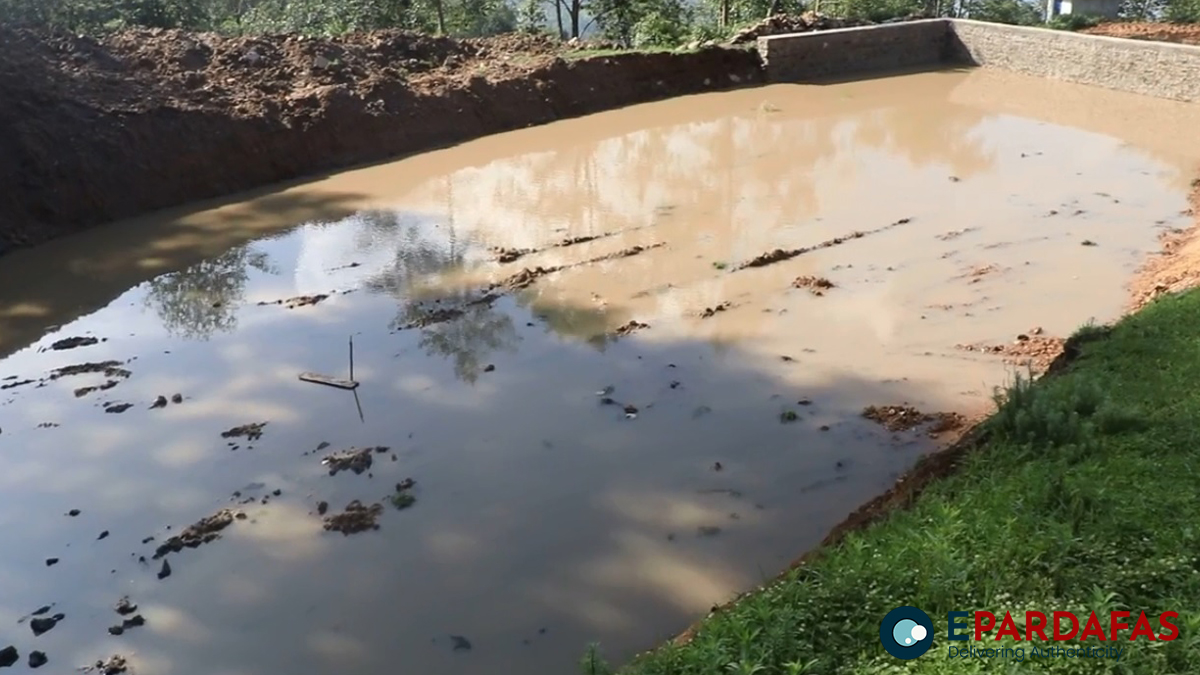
left=580, top=643, right=613, bottom=675
left=390, top=490, right=416, bottom=510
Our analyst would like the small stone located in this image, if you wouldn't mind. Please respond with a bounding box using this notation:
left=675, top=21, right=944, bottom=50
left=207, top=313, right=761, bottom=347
left=45, top=558, right=58, bottom=567
left=115, top=597, right=137, bottom=615
left=98, top=530, right=109, bottom=540
left=317, top=501, right=329, bottom=515
left=171, top=393, right=183, bottom=404
left=0, top=646, right=17, bottom=668
left=67, top=509, right=81, bottom=517
left=27, top=651, right=46, bottom=669
left=157, top=559, right=171, bottom=580
left=150, top=395, right=168, bottom=409
left=108, top=625, right=125, bottom=636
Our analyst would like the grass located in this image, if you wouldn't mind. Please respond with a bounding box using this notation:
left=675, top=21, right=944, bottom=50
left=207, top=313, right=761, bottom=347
left=591, top=289, right=1200, bottom=674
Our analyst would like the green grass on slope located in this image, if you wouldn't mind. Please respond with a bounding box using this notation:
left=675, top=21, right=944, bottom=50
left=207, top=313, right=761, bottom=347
left=596, top=290, right=1200, bottom=675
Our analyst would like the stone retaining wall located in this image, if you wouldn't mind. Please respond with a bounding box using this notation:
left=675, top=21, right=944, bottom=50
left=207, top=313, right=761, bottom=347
left=756, top=20, right=952, bottom=83
left=948, top=20, right=1200, bottom=103
left=758, top=19, right=1200, bottom=103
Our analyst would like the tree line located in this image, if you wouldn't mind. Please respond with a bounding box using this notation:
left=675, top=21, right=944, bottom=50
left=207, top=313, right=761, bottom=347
left=0, top=0, right=1196, bottom=47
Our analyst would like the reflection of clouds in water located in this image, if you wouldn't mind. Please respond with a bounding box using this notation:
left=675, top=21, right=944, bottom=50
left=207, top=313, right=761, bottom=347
left=293, top=210, right=476, bottom=298
left=143, top=604, right=214, bottom=644
left=229, top=501, right=329, bottom=562
left=584, top=530, right=744, bottom=612
left=308, top=630, right=370, bottom=665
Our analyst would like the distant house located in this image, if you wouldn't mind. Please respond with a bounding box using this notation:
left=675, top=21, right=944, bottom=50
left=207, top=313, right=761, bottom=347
left=1046, top=0, right=1124, bottom=18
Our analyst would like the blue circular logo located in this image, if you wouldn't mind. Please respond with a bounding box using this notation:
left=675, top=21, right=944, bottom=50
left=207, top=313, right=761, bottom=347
left=879, top=606, right=934, bottom=659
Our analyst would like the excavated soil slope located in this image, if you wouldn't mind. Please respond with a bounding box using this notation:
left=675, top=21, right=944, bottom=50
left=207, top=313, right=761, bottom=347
left=1082, top=20, right=1200, bottom=45
left=0, top=28, right=763, bottom=253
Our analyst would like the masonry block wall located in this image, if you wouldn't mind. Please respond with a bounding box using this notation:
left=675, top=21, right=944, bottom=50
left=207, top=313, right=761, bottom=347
left=757, top=19, right=1200, bottom=103
left=756, top=20, right=952, bottom=83
left=948, top=20, right=1200, bottom=103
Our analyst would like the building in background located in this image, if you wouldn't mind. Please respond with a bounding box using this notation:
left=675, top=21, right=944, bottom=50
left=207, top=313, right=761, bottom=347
left=1046, top=0, right=1124, bottom=18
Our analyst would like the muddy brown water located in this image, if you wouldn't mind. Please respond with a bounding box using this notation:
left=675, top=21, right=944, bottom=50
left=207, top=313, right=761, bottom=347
left=2, top=68, right=1200, bottom=674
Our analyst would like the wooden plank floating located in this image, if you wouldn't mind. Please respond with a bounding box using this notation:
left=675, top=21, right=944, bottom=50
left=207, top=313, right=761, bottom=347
left=299, top=372, right=359, bottom=390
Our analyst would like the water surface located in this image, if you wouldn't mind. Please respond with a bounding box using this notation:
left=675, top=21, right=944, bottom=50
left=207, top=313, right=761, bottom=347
left=1, top=68, right=1198, bottom=675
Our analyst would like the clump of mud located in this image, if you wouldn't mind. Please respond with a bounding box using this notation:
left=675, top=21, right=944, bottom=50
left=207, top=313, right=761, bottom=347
left=323, top=500, right=384, bottom=534
left=613, top=320, right=649, bottom=337
left=735, top=218, right=911, bottom=270
left=494, top=247, right=533, bottom=263
left=258, top=293, right=329, bottom=308
left=402, top=306, right=468, bottom=329
left=29, top=613, right=64, bottom=636
left=221, top=422, right=267, bottom=441
left=699, top=302, right=732, bottom=318
left=927, top=412, right=967, bottom=436
left=492, top=232, right=613, bottom=263
left=862, top=405, right=966, bottom=437
left=964, top=264, right=1002, bottom=283
left=500, top=265, right=563, bottom=291
left=1, top=377, right=35, bottom=390
left=84, top=655, right=128, bottom=674
left=393, top=242, right=666, bottom=334
left=862, top=405, right=930, bottom=432
left=48, top=336, right=100, bottom=351
left=75, top=380, right=119, bottom=397
left=321, top=446, right=388, bottom=476
left=957, top=331, right=1065, bottom=374
left=936, top=227, right=977, bottom=241
left=792, top=276, right=835, bottom=295
left=152, top=509, right=241, bottom=559
left=50, top=360, right=131, bottom=380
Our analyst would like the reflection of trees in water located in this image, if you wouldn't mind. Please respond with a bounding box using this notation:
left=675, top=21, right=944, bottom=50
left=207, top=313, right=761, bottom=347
left=355, top=209, right=472, bottom=298
left=514, top=292, right=616, bottom=352
left=414, top=300, right=520, bottom=384
left=143, top=248, right=275, bottom=340
left=347, top=209, right=520, bottom=384
left=428, top=102, right=994, bottom=263
left=849, top=104, right=994, bottom=180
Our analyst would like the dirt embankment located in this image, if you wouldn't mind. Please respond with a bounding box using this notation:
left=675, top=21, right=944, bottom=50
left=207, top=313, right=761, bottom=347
left=1082, top=20, right=1200, bottom=45
left=0, top=28, right=763, bottom=254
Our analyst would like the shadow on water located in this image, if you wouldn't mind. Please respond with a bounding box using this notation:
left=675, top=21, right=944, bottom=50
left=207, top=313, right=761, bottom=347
left=0, top=253, right=938, bottom=675
left=0, top=189, right=371, bottom=355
